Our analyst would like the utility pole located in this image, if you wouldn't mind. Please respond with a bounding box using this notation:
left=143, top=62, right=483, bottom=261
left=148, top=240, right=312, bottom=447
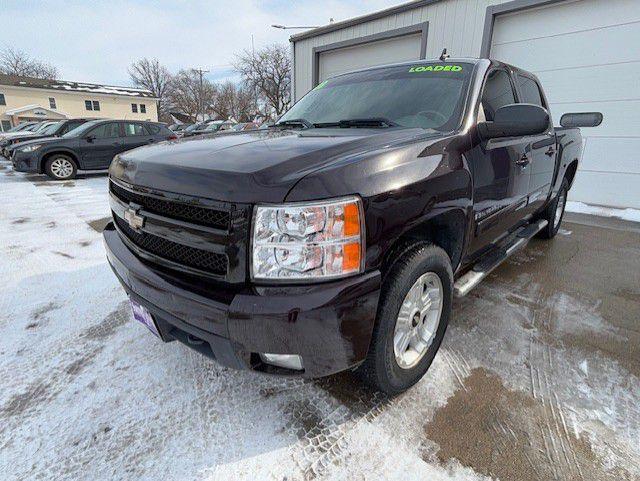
left=191, top=68, right=209, bottom=121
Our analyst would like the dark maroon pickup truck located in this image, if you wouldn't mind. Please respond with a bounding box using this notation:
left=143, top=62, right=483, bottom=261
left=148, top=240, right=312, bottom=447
left=104, top=58, right=600, bottom=394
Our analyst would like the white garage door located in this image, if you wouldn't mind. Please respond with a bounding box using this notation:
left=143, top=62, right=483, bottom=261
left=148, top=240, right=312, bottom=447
left=491, top=0, right=640, bottom=209
left=318, top=33, right=422, bottom=82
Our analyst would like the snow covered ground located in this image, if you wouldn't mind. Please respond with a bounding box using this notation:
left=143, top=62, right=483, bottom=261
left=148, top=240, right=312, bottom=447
left=1, top=160, right=638, bottom=481
left=566, top=201, right=640, bottom=223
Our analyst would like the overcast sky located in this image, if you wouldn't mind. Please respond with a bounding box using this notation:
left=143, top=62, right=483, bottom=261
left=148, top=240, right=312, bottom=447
left=4, top=0, right=400, bottom=86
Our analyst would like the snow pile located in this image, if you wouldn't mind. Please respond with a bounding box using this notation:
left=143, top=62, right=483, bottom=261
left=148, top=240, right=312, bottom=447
left=566, top=201, right=640, bottom=223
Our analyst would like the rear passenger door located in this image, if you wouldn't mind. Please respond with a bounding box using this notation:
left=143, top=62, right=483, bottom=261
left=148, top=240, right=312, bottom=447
left=79, top=122, right=123, bottom=170
left=467, top=68, right=532, bottom=258
left=515, top=73, right=556, bottom=211
left=122, top=122, right=153, bottom=152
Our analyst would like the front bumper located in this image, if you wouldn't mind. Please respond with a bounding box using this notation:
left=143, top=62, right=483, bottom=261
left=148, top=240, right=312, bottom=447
left=103, top=222, right=381, bottom=378
left=11, top=150, right=39, bottom=173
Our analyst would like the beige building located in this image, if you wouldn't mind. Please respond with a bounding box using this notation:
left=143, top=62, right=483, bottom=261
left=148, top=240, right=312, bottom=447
left=0, top=74, right=158, bottom=131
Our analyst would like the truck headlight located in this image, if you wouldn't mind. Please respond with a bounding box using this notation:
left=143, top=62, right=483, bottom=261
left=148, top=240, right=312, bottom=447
left=18, top=144, right=42, bottom=153
left=251, top=196, right=364, bottom=281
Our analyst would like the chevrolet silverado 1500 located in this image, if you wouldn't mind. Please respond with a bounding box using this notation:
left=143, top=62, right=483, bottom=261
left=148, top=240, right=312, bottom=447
left=104, top=58, right=600, bottom=394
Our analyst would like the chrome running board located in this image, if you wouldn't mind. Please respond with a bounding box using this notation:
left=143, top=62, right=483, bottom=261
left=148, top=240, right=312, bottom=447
left=453, top=219, right=548, bottom=297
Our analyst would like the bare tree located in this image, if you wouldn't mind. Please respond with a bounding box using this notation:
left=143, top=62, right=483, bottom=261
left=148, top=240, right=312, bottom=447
left=128, top=58, right=172, bottom=121
left=167, top=69, right=217, bottom=121
left=212, top=81, right=254, bottom=122
left=233, top=43, right=291, bottom=118
left=0, top=47, right=58, bottom=79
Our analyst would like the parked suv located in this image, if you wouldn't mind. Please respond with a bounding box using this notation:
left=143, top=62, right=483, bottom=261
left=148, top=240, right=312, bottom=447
left=1, top=118, right=94, bottom=158
left=12, top=119, right=177, bottom=180
left=104, top=58, right=600, bottom=394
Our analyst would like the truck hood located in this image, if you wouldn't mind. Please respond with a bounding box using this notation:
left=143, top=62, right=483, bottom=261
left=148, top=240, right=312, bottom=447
left=110, top=128, right=431, bottom=203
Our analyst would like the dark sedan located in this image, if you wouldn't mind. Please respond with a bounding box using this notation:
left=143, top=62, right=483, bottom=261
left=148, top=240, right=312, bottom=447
left=12, top=119, right=177, bottom=180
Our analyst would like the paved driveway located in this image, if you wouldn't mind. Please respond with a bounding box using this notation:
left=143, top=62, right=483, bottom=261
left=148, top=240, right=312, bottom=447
left=1, top=161, right=638, bottom=481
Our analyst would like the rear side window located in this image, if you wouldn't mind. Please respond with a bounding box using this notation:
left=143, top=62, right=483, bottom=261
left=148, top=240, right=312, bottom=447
left=517, top=74, right=545, bottom=107
left=146, top=124, right=161, bottom=135
left=90, top=122, right=120, bottom=139
left=124, top=122, right=146, bottom=136
left=480, top=69, right=516, bottom=121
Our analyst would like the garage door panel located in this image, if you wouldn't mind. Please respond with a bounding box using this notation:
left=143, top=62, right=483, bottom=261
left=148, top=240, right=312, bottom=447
left=580, top=137, right=640, bottom=175
left=492, top=0, right=640, bottom=46
left=492, top=22, right=640, bottom=72
left=318, top=34, right=421, bottom=82
left=549, top=100, right=640, bottom=138
left=570, top=171, right=640, bottom=209
left=537, top=62, right=640, bottom=104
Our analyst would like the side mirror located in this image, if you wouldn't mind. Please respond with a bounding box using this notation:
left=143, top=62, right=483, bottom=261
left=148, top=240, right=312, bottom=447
left=478, top=103, right=549, bottom=140
left=85, top=134, right=95, bottom=142
left=560, top=112, right=602, bottom=128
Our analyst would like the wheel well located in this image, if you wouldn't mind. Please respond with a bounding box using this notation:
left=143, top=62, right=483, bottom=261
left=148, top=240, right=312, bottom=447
left=565, top=160, right=578, bottom=188
left=40, top=151, right=78, bottom=173
left=382, top=210, right=466, bottom=277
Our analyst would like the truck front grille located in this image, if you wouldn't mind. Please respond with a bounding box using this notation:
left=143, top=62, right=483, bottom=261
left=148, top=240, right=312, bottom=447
left=110, top=181, right=230, bottom=230
left=114, top=215, right=228, bottom=276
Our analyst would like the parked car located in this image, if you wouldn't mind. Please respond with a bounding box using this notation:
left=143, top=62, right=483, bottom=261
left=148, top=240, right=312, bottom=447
left=12, top=119, right=177, bottom=180
left=2, top=121, right=39, bottom=133
left=0, top=121, right=50, bottom=142
left=180, top=121, right=213, bottom=138
left=103, top=58, right=600, bottom=394
left=2, top=118, right=94, bottom=158
left=168, top=123, right=191, bottom=132
left=230, top=122, right=259, bottom=132
left=186, top=120, right=235, bottom=137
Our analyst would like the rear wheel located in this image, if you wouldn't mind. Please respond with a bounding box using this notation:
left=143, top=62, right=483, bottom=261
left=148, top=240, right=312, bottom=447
left=538, top=177, right=568, bottom=239
left=45, top=155, right=77, bottom=180
left=356, top=243, right=452, bottom=395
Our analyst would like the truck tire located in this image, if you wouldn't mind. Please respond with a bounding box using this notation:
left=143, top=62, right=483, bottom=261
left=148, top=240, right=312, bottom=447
left=44, top=155, right=77, bottom=181
left=538, top=178, right=569, bottom=239
left=357, top=243, right=452, bottom=395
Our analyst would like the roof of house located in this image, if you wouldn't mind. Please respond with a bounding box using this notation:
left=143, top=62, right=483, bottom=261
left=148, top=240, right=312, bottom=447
left=0, top=74, right=156, bottom=98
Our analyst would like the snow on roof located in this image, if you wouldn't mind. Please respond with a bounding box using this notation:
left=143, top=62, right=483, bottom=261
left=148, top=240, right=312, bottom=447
left=0, top=74, right=156, bottom=98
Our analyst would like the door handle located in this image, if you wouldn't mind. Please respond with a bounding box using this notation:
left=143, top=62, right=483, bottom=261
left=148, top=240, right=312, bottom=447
left=545, top=147, right=555, bottom=157
left=515, top=154, right=530, bottom=167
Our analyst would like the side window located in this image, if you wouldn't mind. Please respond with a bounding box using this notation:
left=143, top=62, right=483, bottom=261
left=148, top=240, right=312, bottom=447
left=124, top=122, right=145, bottom=136
left=480, top=69, right=516, bottom=121
left=89, top=123, right=120, bottom=139
left=140, top=104, right=146, bottom=114
left=92, top=100, right=100, bottom=111
left=131, top=103, right=138, bottom=113
left=85, top=100, right=93, bottom=111
left=517, top=74, right=545, bottom=107
left=146, top=124, right=160, bottom=135
left=49, top=97, right=57, bottom=109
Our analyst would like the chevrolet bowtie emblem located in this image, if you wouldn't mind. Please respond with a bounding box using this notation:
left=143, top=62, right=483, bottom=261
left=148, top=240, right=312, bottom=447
left=124, top=207, right=145, bottom=230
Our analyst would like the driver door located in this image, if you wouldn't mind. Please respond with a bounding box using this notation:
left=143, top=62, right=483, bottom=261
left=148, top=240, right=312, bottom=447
left=79, top=122, right=123, bottom=170
left=467, top=68, right=531, bottom=258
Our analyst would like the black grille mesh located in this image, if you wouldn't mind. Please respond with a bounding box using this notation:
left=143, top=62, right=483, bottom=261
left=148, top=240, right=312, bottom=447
left=110, top=181, right=230, bottom=230
left=114, top=215, right=228, bottom=275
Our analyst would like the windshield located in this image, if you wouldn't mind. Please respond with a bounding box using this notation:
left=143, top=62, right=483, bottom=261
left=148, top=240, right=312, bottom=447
left=40, top=122, right=61, bottom=135
left=9, top=123, right=33, bottom=132
left=279, top=62, right=474, bottom=131
left=185, top=123, right=204, bottom=132
left=62, top=120, right=102, bottom=138
left=34, top=122, right=54, bottom=132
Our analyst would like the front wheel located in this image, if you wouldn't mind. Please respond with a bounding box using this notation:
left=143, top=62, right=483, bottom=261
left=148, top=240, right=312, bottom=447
left=45, top=155, right=77, bottom=180
left=356, top=243, right=453, bottom=395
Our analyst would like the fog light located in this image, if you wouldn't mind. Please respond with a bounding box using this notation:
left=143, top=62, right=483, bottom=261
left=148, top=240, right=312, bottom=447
left=260, top=353, right=304, bottom=371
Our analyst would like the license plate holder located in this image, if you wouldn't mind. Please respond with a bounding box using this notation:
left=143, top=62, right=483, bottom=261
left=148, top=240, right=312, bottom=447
left=130, top=300, right=161, bottom=339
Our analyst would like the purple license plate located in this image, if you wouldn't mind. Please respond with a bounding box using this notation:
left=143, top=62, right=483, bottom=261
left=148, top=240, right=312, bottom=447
left=130, top=300, right=161, bottom=338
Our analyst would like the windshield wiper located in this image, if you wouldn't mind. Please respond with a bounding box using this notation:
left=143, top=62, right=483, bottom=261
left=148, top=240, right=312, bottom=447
left=314, top=117, right=399, bottom=128
left=271, top=118, right=314, bottom=129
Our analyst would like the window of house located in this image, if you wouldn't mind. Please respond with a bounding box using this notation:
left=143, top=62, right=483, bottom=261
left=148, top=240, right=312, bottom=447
left=0, top=93, right=5, bottom=106
left=140, top=104, right=146, bottom=114
left=85, top=100, right=93, bottom=111
left=92, top=100, right=100, bottom=111
left=131, top=103, right=138, bottom=113
left=480, top=69, right=516, bottom=121
left=89, top=122, right=120, bottom=138
left=124, top=122, right=146, bottom=136
left=49, top=97, right=57, bottom=109
left=1, top=120, right=12, bottom=132
left=517, top=74, right=545, bottom=107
